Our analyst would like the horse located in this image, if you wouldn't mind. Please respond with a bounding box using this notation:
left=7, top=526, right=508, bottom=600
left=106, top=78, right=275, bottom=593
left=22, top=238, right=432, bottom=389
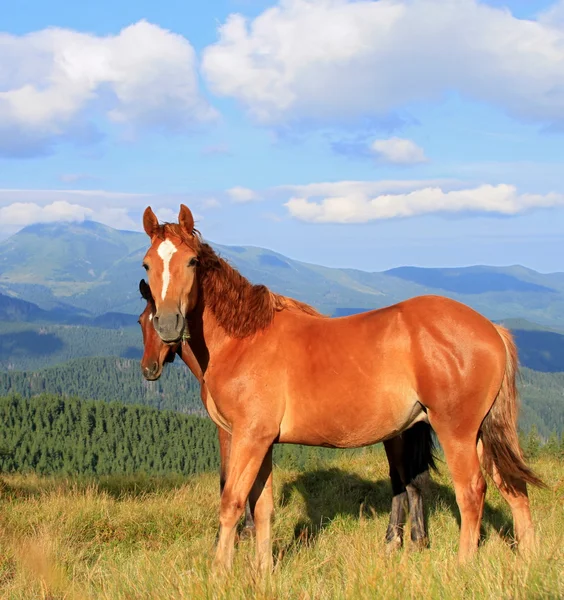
left=140, top=204, right=544, bottom=571
left=137, top=279, right=436, bottom=551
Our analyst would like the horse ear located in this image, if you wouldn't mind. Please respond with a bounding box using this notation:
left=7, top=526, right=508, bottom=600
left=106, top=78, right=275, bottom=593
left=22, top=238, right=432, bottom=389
left=139, top=279, right=151, bottom=300
left=179, top=204, right=194, bottom=236
left=143, top=207, right=159, bottom=238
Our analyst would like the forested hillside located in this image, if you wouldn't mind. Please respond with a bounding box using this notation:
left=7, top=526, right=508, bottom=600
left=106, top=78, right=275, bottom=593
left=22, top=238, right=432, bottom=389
left=519, top=368, right=564, bottom=436
left=0, top=357, right=201, bottom=413
left=0, top=395, right=345, bottom=476
left=0, top=395, right=219, bottom=476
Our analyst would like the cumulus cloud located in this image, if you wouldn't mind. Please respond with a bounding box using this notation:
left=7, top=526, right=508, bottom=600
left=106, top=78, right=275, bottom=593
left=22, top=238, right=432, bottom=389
left=371, top=137, right=427, bottom=165
left=0, top=201, right=93, bottom=226
left=227, top=186, right=260, bottom=202
left=284, top=182, right=564, bottom=223
left=0, top=189, right=220, bottom=235
left=0, top=21, right=216, bottom=157
left=202, top=0, right=564, bottom=127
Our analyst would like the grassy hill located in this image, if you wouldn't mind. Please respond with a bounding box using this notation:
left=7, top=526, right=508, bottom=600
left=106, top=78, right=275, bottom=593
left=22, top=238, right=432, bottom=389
left=0, top=452, right=560, bottom=599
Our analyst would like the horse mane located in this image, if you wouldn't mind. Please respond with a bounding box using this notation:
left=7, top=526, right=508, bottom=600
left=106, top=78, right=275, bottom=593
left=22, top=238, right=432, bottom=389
left=151, top=223, right=323, bottom=338
left=198, top=241, right=325, bottom=338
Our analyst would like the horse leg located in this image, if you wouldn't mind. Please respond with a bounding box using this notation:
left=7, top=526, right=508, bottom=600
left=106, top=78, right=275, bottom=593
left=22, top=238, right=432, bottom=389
left=217, top=427, right=255, bottom=542
left=402, top=422, right=434, bottom=549
left=476, top=439, right=535, bottom=554
left=437, top=432, right=486, bottom=562
left=383, top=437, right=408, bottom=551
left=214, top=432, right=274, bottom=571
left=406, top=476, right=428, bottom=550
left=248, top=446, right=274, bottom=572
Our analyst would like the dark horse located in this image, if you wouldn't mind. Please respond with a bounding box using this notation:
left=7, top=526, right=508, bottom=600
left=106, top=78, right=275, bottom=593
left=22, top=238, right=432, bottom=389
left=138, top=279, right=436, bottom=551
left=141, top=204, right=543, bottom=571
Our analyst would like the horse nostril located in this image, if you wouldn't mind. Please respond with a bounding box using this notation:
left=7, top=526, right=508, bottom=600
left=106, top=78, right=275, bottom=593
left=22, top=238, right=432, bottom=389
left=142, top=362, right=159, bottom=379
left=153, top=315, right=159, bottom=328
left=175, top=313, right=181, bottom=329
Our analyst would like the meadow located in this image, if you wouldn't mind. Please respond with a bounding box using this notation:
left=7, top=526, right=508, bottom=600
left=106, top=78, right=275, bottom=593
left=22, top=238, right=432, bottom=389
left=0, top=451, right=562, bottom=599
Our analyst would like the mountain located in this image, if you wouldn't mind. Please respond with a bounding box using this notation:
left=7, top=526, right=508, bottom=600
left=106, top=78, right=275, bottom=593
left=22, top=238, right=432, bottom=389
left=0, top=292, right=137, bottom=328
left=1, top=221, right=564, bottom=327
left=0, top=321, right=142, bottom=371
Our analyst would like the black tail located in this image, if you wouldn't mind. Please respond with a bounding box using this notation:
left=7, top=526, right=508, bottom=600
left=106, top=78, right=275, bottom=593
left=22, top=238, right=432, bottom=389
left=402, top=422, right=437, bottom=483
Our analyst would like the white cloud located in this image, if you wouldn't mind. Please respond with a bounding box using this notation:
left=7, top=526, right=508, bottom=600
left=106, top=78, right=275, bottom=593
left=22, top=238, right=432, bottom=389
left=0, top=21, right=216, bottom=156
left=279, top=179, right=458, bottom=198
left=540, top=0, right=564, bottom=28
left=0, top=189, right=221, bottom=235
left=227, top=186, right=260, bottom=202
left=0, top=201, right=93, bottom=226
left=202, top=0, right=564, bottom=126
left=201, top=197, right=222, bottom=209
left=371, top=137, right=427, bottom=165
left=284, top=182, right=564, bottom=223
left=0, top=200, right=140, bottom=232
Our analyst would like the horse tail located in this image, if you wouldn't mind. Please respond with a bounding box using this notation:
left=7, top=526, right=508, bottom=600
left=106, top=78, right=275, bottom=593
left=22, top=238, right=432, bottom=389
left=479, top=325, right=546, bottom=492
left=403, top=421, right=437, bottom=483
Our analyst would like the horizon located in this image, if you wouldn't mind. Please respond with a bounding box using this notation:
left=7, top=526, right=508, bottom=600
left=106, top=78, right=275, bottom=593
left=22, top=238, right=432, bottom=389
left=4, top=216, right=563, bottom=276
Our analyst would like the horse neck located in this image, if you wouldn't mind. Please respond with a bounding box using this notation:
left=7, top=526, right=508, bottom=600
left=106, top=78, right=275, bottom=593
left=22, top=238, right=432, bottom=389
left=185, top=252, right=273, bottom=372
left=185, top=299, right=235, bottom=376
left=178, top=341, right=203, bottom=382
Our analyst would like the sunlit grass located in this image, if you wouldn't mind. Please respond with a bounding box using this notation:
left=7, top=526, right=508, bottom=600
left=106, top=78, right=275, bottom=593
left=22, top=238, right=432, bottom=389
left=0, top=454, right=562, bottom=599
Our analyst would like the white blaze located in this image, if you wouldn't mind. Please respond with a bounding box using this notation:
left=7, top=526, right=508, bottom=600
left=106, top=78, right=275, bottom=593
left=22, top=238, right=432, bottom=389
left=157, top=239, right=178, bottom=301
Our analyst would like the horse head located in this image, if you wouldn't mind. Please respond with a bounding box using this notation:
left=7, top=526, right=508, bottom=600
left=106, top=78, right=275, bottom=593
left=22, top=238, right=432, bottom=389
left=142, top=204, right=200, bottom=344
left=138, top=278, right=177, bottom=380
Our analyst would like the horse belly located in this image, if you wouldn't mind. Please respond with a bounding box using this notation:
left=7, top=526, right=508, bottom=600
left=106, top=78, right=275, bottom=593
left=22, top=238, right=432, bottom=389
left=279, top=384, right=423, bottom=449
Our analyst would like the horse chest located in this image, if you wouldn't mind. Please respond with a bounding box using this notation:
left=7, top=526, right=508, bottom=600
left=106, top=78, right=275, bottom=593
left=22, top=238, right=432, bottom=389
left=201, top=385, right=232, bottom=434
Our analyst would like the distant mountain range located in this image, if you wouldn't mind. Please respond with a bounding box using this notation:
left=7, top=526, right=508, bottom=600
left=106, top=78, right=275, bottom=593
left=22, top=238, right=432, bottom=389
left=1, top=221, right=564, bottom=328
left=0, top=291, right=137, bottom=328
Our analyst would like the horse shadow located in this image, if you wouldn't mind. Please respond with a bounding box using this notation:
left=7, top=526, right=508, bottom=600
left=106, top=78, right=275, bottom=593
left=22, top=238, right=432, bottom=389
left=278, top=467, right=513, bottom=552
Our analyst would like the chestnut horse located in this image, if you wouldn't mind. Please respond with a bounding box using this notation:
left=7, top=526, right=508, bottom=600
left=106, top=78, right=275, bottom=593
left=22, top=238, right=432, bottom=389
left=141, top=204, right=543, bottom=571
left=138, top=279, right=436, bottom=551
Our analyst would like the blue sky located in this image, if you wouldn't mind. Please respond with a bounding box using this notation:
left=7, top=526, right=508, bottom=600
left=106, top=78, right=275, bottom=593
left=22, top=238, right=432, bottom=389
left=1, top=0, right=563, bottom=272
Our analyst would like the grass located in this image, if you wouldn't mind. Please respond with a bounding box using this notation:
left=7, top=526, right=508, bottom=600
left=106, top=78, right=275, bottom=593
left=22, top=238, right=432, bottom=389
left=0, top=452, right=562, bottom=599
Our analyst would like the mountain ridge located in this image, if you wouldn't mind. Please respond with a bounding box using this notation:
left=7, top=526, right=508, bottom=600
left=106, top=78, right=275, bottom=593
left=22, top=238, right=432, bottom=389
left=1, top=220, right=564, bottom=327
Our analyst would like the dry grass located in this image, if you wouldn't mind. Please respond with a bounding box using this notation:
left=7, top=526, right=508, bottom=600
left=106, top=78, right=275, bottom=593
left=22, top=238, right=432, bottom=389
left=0, top=453, right=562, bottom=599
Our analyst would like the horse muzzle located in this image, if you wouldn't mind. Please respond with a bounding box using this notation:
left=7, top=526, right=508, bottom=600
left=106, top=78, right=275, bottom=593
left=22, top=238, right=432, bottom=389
left=153, top=310, right=186, bottom=344
left=142, top=361, right=162, bottom=381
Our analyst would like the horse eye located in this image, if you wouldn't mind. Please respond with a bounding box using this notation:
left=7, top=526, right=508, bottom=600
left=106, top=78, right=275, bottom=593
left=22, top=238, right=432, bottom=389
left=188, top=257, right=199, bottom=267
left=142, top=263, right=149, bottom=271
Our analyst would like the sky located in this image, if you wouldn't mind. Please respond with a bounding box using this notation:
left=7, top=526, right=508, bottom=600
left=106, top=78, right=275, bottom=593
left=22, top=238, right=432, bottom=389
left=0, top=0, right=563, bottom=272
